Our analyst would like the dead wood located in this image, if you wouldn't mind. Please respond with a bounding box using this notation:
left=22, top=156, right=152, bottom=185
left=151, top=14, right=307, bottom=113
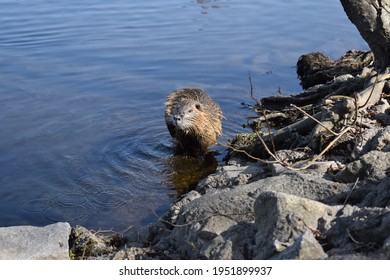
left=297, top=50, right=373, bottom=89
left=228, top=51, right=390, bottom=164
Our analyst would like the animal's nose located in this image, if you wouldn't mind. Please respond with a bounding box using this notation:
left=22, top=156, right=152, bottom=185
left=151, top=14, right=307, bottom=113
left=174, top=115, right=181, bottom=121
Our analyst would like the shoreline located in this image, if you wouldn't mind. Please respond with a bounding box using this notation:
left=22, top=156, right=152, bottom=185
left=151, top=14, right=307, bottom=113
left=1, top=49, right=389, bottom=260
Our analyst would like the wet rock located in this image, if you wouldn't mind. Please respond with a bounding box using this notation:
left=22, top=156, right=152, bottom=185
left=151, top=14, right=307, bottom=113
left=0, top=222, right=71, bottom=260
left=146, top=221, right=172, bottom=245
left=125, top=226, right=150, bottom=245
left=254, top=191, right=339, bottom=259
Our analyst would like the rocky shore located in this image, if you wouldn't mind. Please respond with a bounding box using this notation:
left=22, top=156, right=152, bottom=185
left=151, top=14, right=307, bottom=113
left=70, top=127, right=388, bottom=260
left=1, top=50, right=389, bottom=260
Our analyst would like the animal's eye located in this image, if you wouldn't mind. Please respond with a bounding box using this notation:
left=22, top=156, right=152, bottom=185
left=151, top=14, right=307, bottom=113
left=195, top=103, right=201, bottom=110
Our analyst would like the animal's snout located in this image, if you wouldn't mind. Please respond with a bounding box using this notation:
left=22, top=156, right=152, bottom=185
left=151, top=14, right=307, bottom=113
left=174, top=115, right=183, bottom=122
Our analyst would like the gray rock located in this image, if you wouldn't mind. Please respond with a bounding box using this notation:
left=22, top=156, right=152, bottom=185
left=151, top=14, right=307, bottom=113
left=166, top=170, right=349, bottom=259
left=168, top=185, right=256, bottom=259
left=325, top=205, right=390, bottom=259
left=360, top=177, right=390, bottom=208
left=199, top=222, right=257, bottom=260
left=167, top=190, right=201, bottom=224
left=381, top=235, right=390, bottom=257
left=0, top=222, right=71, bottom=260
left=271, top=161, right=345, bottom=177
left=254, top=191, right=339, bottom=259
left=247, top=171, right=350, bottom=204
left=351, top=126, right=390, bottom=159
left=197, top=161, right=264, bottom=192
left=375, top=99, right=390, bottom=125
left=274, top=149, right=312, bottom=163
left=197, top=215, right=237, bottom=241
left=270, top=230, right=327, bottom=260
left=338, top=150, right=390, bottom=183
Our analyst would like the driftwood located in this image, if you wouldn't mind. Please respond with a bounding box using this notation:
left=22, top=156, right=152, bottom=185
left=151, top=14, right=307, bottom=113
left=228, top=50, right=390, bottom=163
left=261, top=74, right=366, bottom=109
left=261, top=50, right=373, bottom=109
left=309, top=71, right=390, bottom=150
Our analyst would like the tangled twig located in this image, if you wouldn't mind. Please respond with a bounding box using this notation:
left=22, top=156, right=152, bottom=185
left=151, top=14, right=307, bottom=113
left=223, top=72, right=368, bottom=171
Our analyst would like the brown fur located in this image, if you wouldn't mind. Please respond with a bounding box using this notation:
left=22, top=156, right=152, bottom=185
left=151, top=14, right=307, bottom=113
left=165, top=88, right=223, bottom=155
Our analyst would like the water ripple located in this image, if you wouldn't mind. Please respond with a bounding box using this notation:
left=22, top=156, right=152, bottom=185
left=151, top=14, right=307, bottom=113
left=0, top=0, right=366, bottom=230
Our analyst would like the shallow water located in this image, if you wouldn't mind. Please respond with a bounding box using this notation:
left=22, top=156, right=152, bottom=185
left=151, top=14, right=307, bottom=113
left=0, top=0, right=367, bottom=231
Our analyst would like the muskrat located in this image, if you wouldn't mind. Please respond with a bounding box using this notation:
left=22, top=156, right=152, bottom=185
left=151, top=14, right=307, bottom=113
left=164, top=88, right=223, bottom=155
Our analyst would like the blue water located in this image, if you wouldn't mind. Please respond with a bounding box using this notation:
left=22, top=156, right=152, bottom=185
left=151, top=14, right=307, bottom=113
left=0, top=0, right=367, bottom=231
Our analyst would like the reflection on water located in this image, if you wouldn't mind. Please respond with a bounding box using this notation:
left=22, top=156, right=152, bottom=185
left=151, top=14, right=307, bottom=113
left=197, top=0, right=230, bottom=11
left=0, top=0, right=367, bottom=231
left=164, top=152, right=218, bottom=196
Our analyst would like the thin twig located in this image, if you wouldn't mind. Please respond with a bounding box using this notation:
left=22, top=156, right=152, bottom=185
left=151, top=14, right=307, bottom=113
left=222, top=125, right=351, bottom=172
left=248, top=72, right=262, bottom=107
left=347, top=228, right=362, bottom=244
left=228, top=72, right=355, bottom=171
left=217, top=142, right=277, bottom=164
left=358, top=73, right=379, bottom=109
left=290, top=104, right=339, bottom=136
left=254, top=131, right=280, bottom=162
left=120, top=225, right=134, bottom=235
left=282, top=127, right=352, bottom=171
left=349, top=92, right=359, bottom=126
left=343, top=178, right=359, bottom=206
left=261, top=110, right=277, bottom=156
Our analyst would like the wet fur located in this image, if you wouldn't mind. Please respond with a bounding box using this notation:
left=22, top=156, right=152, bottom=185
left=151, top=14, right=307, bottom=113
left=165, top=88, right=222, bottom=155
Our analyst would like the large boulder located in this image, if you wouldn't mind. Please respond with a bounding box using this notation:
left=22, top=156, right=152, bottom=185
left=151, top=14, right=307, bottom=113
left=0, top=222, right=71, bottom=260
left=254, top=191, right=339, bottom=259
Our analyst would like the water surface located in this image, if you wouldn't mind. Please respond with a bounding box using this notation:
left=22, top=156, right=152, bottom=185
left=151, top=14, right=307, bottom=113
left=0, top=0, right=367, bottom=231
